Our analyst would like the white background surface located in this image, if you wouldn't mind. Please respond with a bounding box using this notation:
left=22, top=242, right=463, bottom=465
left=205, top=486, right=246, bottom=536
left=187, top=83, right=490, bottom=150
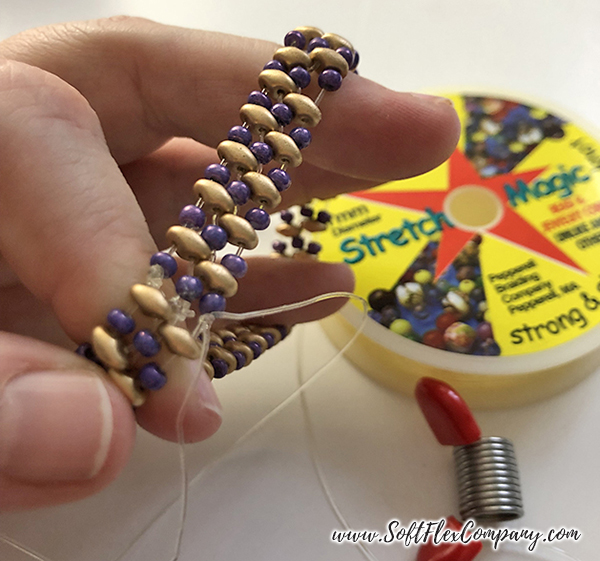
left=1, top=1, right=600, bottom=561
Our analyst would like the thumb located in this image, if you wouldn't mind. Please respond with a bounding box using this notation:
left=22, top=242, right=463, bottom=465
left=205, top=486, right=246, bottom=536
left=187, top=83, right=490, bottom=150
left=0, top=332, right=136, bottom=510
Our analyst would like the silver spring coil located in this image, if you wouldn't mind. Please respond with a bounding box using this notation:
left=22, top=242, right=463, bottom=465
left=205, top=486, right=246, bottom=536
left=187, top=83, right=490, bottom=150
left=453, top=436, right=524, bottom=522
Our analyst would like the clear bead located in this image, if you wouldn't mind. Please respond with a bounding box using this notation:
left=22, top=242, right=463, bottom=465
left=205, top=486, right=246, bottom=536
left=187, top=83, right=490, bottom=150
left=146, top=264, right=165, bottom=288
left=169, top=296, right=196, bottom=324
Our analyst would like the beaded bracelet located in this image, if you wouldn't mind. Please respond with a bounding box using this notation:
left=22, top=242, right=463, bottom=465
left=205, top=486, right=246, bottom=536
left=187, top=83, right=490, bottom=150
left=76, top=26, right=358, bottom=407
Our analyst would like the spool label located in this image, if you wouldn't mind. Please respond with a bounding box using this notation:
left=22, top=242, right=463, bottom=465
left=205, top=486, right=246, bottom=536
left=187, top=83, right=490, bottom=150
left=316, top=94, right=600, bottom=356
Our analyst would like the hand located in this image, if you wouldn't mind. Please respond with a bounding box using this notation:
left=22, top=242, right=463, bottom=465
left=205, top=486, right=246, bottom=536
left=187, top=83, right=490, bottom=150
left=0, top=17, right=460, bottom=510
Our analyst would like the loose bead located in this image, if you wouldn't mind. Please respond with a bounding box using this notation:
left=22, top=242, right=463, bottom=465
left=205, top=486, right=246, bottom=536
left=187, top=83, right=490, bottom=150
left=133, top=330, right=161, bottom=357
left=247, top=340, right=263, bottom=358
left=263, top=59, right=286, bottom=72
left=107, top=309, right=135, bottom=335
left=201, top=224, right=228, bottom=251
left=307, top=37, right=329, bottom=52
left=317, top=210, right=332, bottom=223
left=271, top=103, right=294, bottom=126
left=247, top=90, right=272, bottom=109
left=150, top=252, right=178, bottom=278
left=291, top=236, right=304, bottom=249
left=227, top=125, right=252, bottom=146
left=249, top=141, right=273, bottom=165
left=221, top=254, right=248, bottom=278
left=204, top=163, right=230, bottom=186
left=336, top=47, right=354, bottom=66
left=175, top=275, right=203, bottom=301
left=211, top=358, right=229, bottom=379
left=300, top=206, right=313, bottom=218
left=319, top=69, right=343, bottom=91
left=199, top=292, right=227, bottom=314
left=245, top=208, right=271, bottom=231
left=267, top=168, right=291, bottom=192
left=307, top=242, right=322, bottom=254
left=227, top=180, right=251, bottom=206
left=289, top=66, right=311, bottom=89
left=138, top=363, right=167, bottom=391
left=232, top=351, right=246, bottom=370
left=272, top=240, right=286, bottom=253
left=280, top=210, right=293, bottom=223
left=284, top=30, right=306, bottom=50
left=179, top=205, right=206, bottom=229
left=290, top=127, right=311, bottom=149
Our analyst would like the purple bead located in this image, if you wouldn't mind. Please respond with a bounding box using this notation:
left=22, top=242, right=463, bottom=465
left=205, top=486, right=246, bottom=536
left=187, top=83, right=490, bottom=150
left=139, top=363, right=167, bottom=391
left=179, top=205, right=206, bottom=229
left=232, top=351, right=246, bottom=370
left=245, top=208, right=271, bottom=231
left=247, top=340, right=263, bottom=358
left=284, top=30, right=306, bottom=49
left=75, top=343, right=104, bottom=368
left=275, top=325, right=289, bottom=339
left=248, top=90, right=272, bottom=109
left=271, top=103, right=293, bottom=126
left=268, top=168, right=291, bottom=191
left=350, top=51, right=360, bottom=70
left=290, top=127, right=311, bottom=149
left=307, top=242, right=322, bottom=254
left=222, top=334, right=236, bottom=343
left=280, top=210, right=293, bottom=223
left=264, top=60, right=286, bottom=72
left=228, top=125, right=252, bottom=146
left=199, top=292, right=227, bottom=314
left=317, top=210, right=332, bottom=223
left=272, top=240, right=286, bottom=253
left=307, top=37, right=329, bottom=52
left=289, top=66, right=311, bottom=89
left=176, top=275, right=203, bottom=301
left=249, top=142, right=273, bottom=165
left=211, top=358, right=228, bottom=379
left=150, top=252, right=178, bottom=278
left=201, top=224, right=228, bottom=250
left=221, top=254, right=248, bottom=278
left=291, top=236, right=304, bottom=249
left=300, top=206, right=313, bottom=218
left=133, top=330, right=161, bottom=357
left=107, top=309, right=135, bottom=335
left=263, top=332, right=275, bottom=348
left=205, top=163, right=230, bottom=185
left=319, top=69, right=343, bottom=91
left=227, top=180, right=251, bottom=206
left=336, top=47, right=354, bottom=66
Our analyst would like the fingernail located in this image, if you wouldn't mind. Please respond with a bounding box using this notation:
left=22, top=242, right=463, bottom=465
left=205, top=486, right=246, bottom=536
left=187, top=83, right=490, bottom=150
left=0, top=371, right=113, bottom=483
left=197, top=368, right=222, bottom=416
left=410, top=92, right=454, bottom=106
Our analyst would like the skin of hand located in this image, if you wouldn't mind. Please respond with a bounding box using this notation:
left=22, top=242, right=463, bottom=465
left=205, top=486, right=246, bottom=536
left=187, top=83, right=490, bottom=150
left=0, top=16, right=460, bottom=510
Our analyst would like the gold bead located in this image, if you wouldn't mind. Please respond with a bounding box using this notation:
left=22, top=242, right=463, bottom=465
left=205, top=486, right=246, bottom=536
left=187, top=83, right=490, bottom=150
left=309, top=48, right=349, bottom=77
left=217, top=140, right=258, bottom=176
left=158, top=324, right=202, bottom=360
left=273, top=46, right=312, bottom=69
left=258, top=69, right=298, bottom=100
left=193, top=179, right=234, bottom=214
left=239, top=104, right=279, bottom=136
left=215, top=329, right=236, bottom=342
left=194, top=261, right=238, bottom=298
left=208, top=346, right=237, bottom=374
left=301, top=219, right=327, bottom=232
left=224, top=340, right=254, bottom=366
left=92, top=326, right=129, bottom=370
left=210, top=331, right=225, bottom=347
left=283, top=93, right=322, bottom=127
left=203, top=360, right=215, bottom=380
left=276, top=223, right=302, bottom=237
left=242, top=171, right=282, bottom=210
left=232, top=325, right=251, bottom=336
left=130, top=284, right=172, bottom=321
left=107, top=369, right=146, bottom=407
left=238, top=331, right=269, bottom=353
left=292, top=250, right=314, bottom=260
left=254, top=326, right=282, bottom=345
left=321, top=32, right=354, bottom=53
left=219, top=214, right=258, bottom=249
left=265, top=131, right=302, bottom=168
left=270, top=252, right=286, bottom=259
left=166, top=225, right=212, bottom=262
left=294, top=26, right=324, bottom=42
